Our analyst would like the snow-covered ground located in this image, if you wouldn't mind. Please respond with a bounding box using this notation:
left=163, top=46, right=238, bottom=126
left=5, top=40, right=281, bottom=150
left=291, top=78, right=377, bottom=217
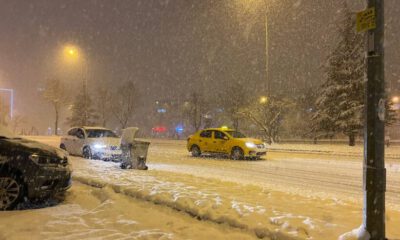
left=266, top=142, right=400, bottom=159
left=2, top=136, right=398, bottom=239
left=0, top=182, right=253, bottom=240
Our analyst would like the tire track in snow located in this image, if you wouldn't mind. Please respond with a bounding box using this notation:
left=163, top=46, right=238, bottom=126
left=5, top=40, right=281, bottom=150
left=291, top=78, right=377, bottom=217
left=148, top=142, right=400, bottom=208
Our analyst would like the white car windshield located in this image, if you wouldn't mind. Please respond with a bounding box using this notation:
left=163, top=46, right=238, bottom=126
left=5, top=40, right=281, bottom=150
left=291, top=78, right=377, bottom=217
left=86, top=129, right=118, bottom=138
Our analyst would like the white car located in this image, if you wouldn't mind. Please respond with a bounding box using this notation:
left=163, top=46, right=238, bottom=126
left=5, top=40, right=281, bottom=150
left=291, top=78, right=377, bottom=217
left=60, top=126, right=122, bottom=161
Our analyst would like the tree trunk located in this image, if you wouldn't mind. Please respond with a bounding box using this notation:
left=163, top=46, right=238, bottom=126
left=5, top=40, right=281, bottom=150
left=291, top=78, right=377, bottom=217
left=54, top=105, right=59, bottom=136
left=348, top=133, right=356, bottom=146
left=233, top=117, right=239, bottom=130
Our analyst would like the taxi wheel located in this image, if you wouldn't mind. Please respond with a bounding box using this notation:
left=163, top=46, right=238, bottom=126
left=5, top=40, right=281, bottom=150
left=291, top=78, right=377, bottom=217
left=83, top=146, right=92, bottom=159
left=231, top=147, right=244, bottom=160
left=191, top=145, right=201, bottom=157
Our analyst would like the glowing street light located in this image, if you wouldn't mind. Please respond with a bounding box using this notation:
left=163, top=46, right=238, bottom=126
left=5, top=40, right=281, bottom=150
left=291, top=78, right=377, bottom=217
left=259, top=96, right=268, bottom=104
left=61, top=44, right=90, bottom=124
left=68, top=48, right=75, bottom=56
left=63, top=45, right=80, bottom=62
left=392, top=96, right=399, bottom=104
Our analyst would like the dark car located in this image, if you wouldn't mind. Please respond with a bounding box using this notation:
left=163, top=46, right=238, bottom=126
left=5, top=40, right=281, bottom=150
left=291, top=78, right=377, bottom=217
left=0, top=126, right=72, bottom=210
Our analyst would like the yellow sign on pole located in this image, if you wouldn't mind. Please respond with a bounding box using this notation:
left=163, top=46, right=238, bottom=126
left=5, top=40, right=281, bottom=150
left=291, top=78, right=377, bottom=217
left=356, top=7, right=376, bottom=32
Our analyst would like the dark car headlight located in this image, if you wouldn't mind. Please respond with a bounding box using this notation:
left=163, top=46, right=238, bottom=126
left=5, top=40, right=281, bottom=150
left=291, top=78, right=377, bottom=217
left=29, top=153, right=68, bottom=166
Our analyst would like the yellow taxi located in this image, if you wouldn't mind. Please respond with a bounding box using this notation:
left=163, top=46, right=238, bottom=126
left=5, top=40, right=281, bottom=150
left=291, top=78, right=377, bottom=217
left=187, top=128, right=267, bottom=160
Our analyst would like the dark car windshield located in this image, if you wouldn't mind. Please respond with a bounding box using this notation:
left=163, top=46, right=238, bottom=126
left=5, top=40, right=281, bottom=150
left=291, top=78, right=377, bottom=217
left=225, top=131, right=246, bottom=138
left=86, top=129, right=118, bottom=138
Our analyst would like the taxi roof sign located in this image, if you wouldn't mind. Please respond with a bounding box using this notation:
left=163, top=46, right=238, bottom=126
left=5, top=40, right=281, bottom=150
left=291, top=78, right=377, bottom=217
left=356, top=7, right=376, bottom=32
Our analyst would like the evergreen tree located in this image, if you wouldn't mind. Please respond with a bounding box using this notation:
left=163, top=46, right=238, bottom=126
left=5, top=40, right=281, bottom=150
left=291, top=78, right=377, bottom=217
left=313, top=4, right=364, bottom=146
left=67, top=89, right=98, bottom=127
left=313, top=3, right=397, bottom=146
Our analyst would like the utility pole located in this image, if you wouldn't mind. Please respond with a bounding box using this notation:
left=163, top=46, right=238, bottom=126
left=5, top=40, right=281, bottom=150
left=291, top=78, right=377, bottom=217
left=264, top=0, right=270, bottom=96
left=0, top=88, right=14, bottom=119
left=362, top=0, right=386, bottom=239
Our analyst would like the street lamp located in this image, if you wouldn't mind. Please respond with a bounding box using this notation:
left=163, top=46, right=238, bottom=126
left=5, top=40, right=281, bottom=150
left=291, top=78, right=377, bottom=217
left=0, top=88, right=14, bottom=119
left=63, top=45, right=79, bottom=63
left=236, top=0, right=278, bottom=96
left=62, top=44, right=89, bottom=124
left=259, top=96, right=268, bottom=104
left=392, top=96, right=399, bottom=104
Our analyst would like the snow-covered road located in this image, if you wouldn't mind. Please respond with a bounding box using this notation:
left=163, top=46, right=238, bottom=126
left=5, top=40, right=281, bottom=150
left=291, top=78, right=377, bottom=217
left=8, top=136, right=399, bottom=239
left=147, top=140, right=400, bottom=209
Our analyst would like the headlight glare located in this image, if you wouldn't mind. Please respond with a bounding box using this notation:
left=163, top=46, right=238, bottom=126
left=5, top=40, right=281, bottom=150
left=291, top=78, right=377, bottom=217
left=29, top=153, right=40, bottom=163
left=94, top=144, right=107, bottom=149
left=245, top=142, right=256, bottom=148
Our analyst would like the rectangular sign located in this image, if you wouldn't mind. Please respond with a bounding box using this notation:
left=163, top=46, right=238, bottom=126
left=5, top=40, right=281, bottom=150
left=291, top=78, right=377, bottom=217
left=356, top=7, right=376, bottom=32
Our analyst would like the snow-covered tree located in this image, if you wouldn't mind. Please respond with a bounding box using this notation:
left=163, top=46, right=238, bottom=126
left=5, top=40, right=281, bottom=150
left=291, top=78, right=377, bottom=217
left=312, top=4, right=364, bottom=146
left=42, top=78, right=69, bottom=135
left=67, top=88, right=98, bottom=127
left=111, top=81, right=137, bottom=129
left=280, top=88, right=318, bottom=140
left=183, top=92, right=207, bottom=132
left=95, top=83, right=112, bottom=127
left=219, top=81, right=250, bottom=130
left=313, top=3, right=398, bottom=146
left=9, top=114, right=26, bottom=134
left=240, top=96, right=293, bottom=144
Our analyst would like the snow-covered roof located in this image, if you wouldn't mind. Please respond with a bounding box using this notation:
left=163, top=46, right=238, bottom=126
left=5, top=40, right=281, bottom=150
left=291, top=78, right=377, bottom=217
left=82, top=126, right=110, bottom=130
left=68, top=126, right=111, bottom=131
left=204, top=128, right=235, bottom=131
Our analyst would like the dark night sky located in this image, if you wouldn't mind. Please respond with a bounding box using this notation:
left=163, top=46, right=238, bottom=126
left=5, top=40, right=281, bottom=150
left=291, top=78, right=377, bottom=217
left=0, top=0, right=399, bottom=133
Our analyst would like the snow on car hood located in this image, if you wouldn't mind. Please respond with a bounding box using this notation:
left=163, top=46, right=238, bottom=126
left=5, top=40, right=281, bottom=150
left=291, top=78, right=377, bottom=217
left=0, top=126, right=66, bottom=158
left=8, top=137, right=67, bottom=158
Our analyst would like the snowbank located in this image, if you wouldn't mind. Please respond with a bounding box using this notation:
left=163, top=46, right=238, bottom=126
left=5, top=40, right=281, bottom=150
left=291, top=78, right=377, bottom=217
left=0, top=182, right=255, bottom=240
left=69, top=157, right=369, bottom=240
left=338, top=225, right=370, bottom=240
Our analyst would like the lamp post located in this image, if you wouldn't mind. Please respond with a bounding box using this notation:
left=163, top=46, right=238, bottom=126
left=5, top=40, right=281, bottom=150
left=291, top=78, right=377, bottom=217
left=63, top=44, right=89, bottom=125
left=0, top=88, right=14, bottom=119
left=238, top=0, right=275, bottom=96
left=263, top=0, right=270, bottom=96
left=63, top=45, right=87, bottom=90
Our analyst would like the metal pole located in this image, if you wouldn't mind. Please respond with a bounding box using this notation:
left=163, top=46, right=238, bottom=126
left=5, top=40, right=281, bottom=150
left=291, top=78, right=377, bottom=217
left=363, top=0, right=386, bottom=239
left=0, top=88, right=14, bottom=119
left=264, top=0, right=270, bottom=96
left=82, top=55, right=88, bottom=126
